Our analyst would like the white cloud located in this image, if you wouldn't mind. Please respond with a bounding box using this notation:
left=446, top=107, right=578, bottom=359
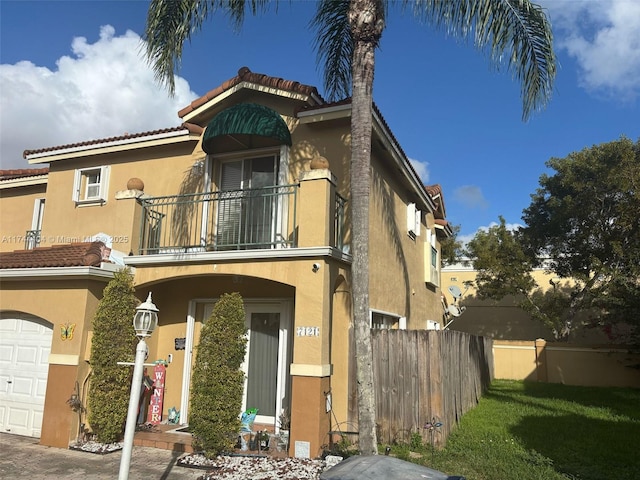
left=409, top=158, right=430, bottom=183
left=453, top=185, right=488, bottom=209
left=0, top=25, right=198, bottom=169
left=541, top=0, right=640, bottom=101
left=457, top=220, right=524, bottom=247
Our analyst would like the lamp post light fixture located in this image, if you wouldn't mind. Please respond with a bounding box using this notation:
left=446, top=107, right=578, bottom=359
left=118, top=293, right=159, bottom=480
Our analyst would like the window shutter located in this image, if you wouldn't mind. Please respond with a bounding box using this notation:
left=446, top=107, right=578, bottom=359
left=72, top=169, right=81, bottom=202
left=99, top=166, right=110, bottom=202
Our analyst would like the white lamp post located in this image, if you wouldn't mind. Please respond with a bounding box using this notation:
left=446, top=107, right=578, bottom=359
left=118, top=292, right=158, bottom=480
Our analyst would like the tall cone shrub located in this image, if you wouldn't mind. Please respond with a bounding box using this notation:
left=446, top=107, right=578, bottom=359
left=87, top=269, right=138, bottom=443
left=190, top=292, right=247, bottom=456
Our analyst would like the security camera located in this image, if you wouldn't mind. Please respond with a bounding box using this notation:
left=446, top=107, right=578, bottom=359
left=312, top=263, right=321, bottom=272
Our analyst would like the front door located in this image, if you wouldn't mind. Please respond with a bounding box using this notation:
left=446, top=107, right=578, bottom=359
left=242, top=303, right=290, bottom=426
left=195, top=300, right=290, bottom=427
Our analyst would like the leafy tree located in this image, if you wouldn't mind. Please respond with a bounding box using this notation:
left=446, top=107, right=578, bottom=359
left=189, top=292, right=247, bottom=457
left=467, top=138, right=640, bottom=341
left=440, top=224, right=464, bottom=266
left=521, top=136, right=640, bottom=340
left=145, top=0, right=556, bottom=454
left=88, top=269, right=138, bottom=443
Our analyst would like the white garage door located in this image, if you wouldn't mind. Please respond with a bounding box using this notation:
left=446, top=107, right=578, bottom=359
left=0, top=315, right=52, bottom=437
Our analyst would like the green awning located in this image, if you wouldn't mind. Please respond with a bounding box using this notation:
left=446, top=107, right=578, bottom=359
left=202, top=103, right=292, bottom=154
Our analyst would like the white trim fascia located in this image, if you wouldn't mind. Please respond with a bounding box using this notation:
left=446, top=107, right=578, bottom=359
left=0, top=264, right=120, bottom=281
left=182, top=81, right=313, bottom=124
left=26, top=129, right=196, bottom=163
left=0, top=175, right=48, bottom=189
left=124, top=246, right=351, bottom=267
left=296, top=104, right=352, bottom=123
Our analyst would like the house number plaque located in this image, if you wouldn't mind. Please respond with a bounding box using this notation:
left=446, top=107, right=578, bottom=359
left=296, top=326, right=320, bottom=337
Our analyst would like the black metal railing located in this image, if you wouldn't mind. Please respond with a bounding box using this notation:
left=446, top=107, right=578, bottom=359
left=139, top=185, right=299, bottom=255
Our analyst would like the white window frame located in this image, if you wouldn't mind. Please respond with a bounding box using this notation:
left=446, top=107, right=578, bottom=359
left=425, top=229, right=440, bottom=287
left=407, top=203, right=421, bottom=239
left=370, top=309, right=406, bottom=330
left=73, top=166, right=109, bottom=204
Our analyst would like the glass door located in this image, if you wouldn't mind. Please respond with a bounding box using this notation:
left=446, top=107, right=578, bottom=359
left=216, top=155, right=278, bottom=249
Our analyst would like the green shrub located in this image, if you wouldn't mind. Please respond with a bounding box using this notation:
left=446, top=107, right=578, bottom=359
left=87, top=269, right=138, bottom=443
left=190, top=292, right=247, bottom=456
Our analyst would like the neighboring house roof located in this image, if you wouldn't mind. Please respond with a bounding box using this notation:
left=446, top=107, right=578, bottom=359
left=0, top=168, right=50, bottom=180
left=0, top=242, right=110, bottom=269
left=22, top=125, right=202, bottom=159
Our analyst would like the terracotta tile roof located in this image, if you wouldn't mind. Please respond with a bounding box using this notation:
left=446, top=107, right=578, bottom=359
left=426, top=184, right=447, bottom=220
left=0, top=168, right=49, bottom=180
left=178, top=66, right=324, bottom=119
left=22, top=126, right=193, bottom=159
left=0, top=241, right=110, bottom=269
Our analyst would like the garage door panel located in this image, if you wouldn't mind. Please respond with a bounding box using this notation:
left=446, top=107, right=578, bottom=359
left=7, top=406, right=29, bottom=428
left=38, top=347, right=51, bottom=366
left=0, top=345, right=12, bottom=363
left=0, top=319, right=18, bottom=332
left=16, top=345, right=38, bottom=365
left=12, top=376, right=35, bottom=396
left=0, top=316, right=52, bottom=438
left=36, top=377, right=48, bottom=399
left=21, top=322, right=41, bottom=333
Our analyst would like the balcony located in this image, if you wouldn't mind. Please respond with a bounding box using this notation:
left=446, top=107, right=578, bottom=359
left=138, top=185, right=347, bottom=255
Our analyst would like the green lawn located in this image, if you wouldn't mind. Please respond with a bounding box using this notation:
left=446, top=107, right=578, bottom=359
left=390, top=380, right=640, bottom=480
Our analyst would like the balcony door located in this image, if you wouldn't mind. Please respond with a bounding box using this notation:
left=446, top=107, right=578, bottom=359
left=216, top=155, right=278, bottom=249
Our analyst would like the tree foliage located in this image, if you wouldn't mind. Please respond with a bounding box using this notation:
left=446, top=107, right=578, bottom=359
left=440, top=224, right=464, bottom=266
left=467, top=137, right=640, bottom=341
left=189, top=292, right=247, bottom=457
left=87, top=269, right=138, bottom=443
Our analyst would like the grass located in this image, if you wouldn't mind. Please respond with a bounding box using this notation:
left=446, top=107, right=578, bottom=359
left=386, top=380, right=640, bottom=480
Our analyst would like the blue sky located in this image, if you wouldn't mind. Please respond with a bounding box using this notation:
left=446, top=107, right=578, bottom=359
left=1, top=1, right=638, bottom=242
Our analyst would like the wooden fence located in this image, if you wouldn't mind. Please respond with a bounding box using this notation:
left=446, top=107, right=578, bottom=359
left=371, top=329, right=493, bottom=446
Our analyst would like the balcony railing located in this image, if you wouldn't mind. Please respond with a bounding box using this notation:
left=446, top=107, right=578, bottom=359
left=25, top=230, right=41, bottom=250
left=139, top=185, right=299, bottom=255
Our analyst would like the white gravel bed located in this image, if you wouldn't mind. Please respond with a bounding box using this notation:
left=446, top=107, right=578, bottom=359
left=178, top=453, right=344, bottom=480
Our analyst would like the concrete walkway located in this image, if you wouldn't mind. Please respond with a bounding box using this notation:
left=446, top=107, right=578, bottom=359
left=0, top=433, right=204, bottom=479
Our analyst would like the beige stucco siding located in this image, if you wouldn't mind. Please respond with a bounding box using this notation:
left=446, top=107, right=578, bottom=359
left=0, top=183, right=47, bottom=252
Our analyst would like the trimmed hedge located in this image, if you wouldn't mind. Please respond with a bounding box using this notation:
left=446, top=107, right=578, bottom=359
left=87, top=269, right=138, bottom=443
left=190, top=292, right=247, bottom=456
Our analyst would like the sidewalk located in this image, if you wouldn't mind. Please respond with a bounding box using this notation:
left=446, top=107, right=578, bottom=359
left=0, top=433, right=203, bottom=479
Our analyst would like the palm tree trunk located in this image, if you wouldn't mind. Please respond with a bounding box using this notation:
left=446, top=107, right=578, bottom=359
left=348, top=0, right=383, bottom=456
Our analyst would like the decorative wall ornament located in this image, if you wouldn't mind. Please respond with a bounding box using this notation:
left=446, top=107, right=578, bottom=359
left=61, top=322, right=76, bottom=341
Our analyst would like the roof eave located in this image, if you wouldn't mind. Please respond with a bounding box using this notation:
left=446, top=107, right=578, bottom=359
left=0, top=263, right=122, bottom=281
left=25, top=129, right=198, bottom=164
left=0, top=175, right=48, bottom=189
left=182, top=81, right=320, bottom=126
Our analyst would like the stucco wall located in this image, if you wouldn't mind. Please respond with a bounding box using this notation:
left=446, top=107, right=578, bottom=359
left=0, top=183, right=47, bottom=252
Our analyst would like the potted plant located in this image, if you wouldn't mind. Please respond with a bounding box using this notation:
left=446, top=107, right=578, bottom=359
left=277, top=408, right=290, bottom=452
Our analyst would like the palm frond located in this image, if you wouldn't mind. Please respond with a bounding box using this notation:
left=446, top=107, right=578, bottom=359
left=144, top=0, right=271, bottom=96
left=310, top=0, right=353, bottom=101
left=405, top=0, right=556, bottom=121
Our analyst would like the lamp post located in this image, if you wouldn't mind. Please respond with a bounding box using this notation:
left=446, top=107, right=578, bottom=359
left=118, top=293, right=158, bottom=480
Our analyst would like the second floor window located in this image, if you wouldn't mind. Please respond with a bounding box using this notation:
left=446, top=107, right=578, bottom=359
left=73, top=166, right=109, bottom=204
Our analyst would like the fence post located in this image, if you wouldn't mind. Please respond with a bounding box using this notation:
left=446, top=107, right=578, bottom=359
left=428, top=331, right=444, bottom=447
